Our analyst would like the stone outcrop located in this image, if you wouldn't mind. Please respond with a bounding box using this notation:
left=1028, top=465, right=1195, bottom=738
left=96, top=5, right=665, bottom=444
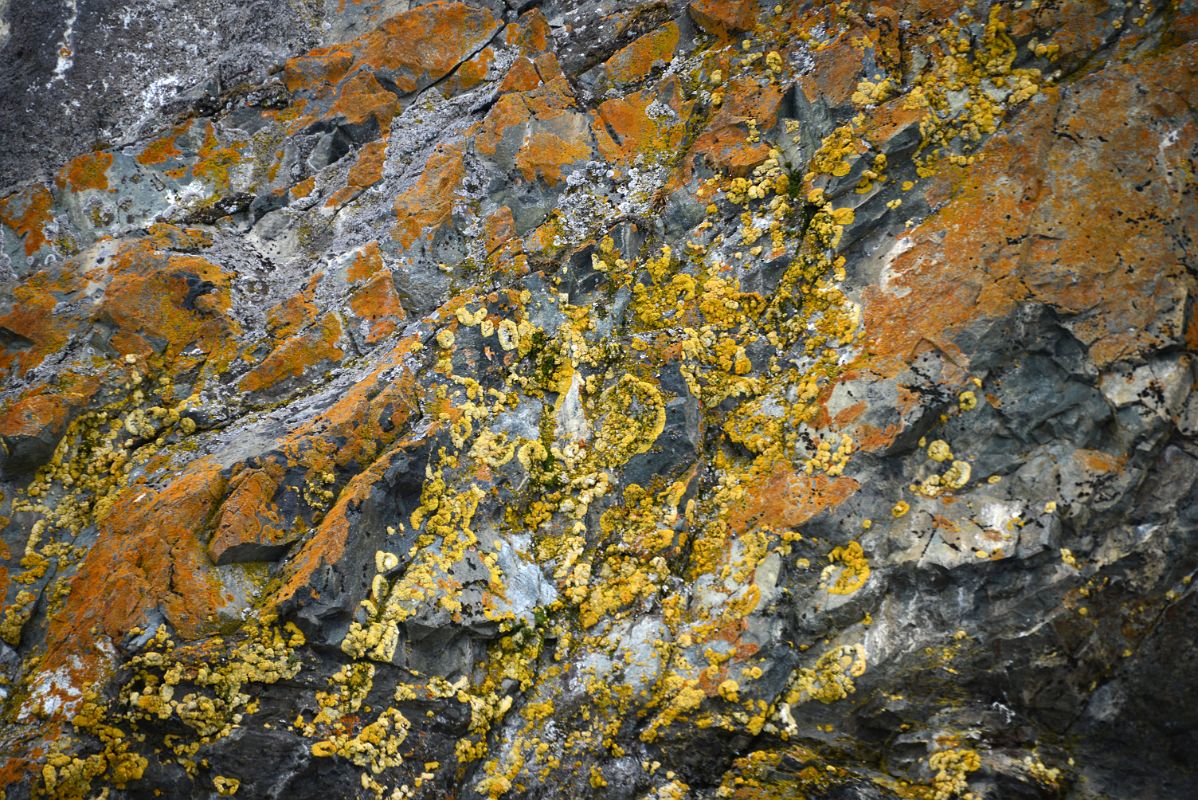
left=0, top=0, right=1196, bottom=798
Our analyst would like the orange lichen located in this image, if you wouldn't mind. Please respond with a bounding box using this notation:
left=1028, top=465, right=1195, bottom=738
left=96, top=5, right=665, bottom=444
left=283, top=47, right=355, bottom=93
left=692, top=78, right=784, bottom=175
left=483, top=206, right=515, bottom=256
left=455, top=46, right=495, bottom=91
left=0, top=184, right=55, bottom=256
left=291, top=176, right=316, bottom=199
left=591, top=89, right=689, bottom=165
left=727, top=465, right=860, bottom=533
left=326, top=138, right=389, bottom=207
left=475, top=67, right=577, bottom=158
left=192, top=123, right=243, bottom=193
left=38, top=460, right=230, bottom=695
left=239, top=313, right=344, bottom=393
left=100, top=247, right=237, bottom=363
left=499, top=57, right=542, bottom=93
left=0, top=391, right=73, bottom=445
left=798, top=39, right=868, bottom=108
left=1074, top=448, right=1125, bottom=475
left=349, top=273, right=405, bottom=343
left=328, top=70, right=400, bottom=128
left=348, top=139, right=387, bottom=188
left=476, top=95, right=531, bottom=157
left=861, top=42, right=1194, bottom=376
left=514, top=124, right=592, bottom=185
left=56, top=151, right=114, bottom=192
left=354, top=2, right=500, bottom=92
left=143, top=222, right=212, bottom=251
left=348, top=242, right=384, bottom=282
left=206, top=463, right=290, bottom=564
left=604, top=22, right=679, bottom=85
left=297, top=345, right=416, bottom=457
left=688, top=0, right=758, bottom=37
left=505, top=7, right=551, bottom=53
left=135, top=126, right=187, bottom=165
left=0, top=268, right=82, bottom=375
left=269, top=346, right=421, bottom=607
left=283, top=2, right=499, bottom=143
left=266, top=275, right=321, bottom=340
left=393, top=143, right=465, bottom=248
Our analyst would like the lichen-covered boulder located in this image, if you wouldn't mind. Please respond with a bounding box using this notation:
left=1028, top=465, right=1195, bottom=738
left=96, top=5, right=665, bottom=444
left=1, top=0, right=1196, bottom=798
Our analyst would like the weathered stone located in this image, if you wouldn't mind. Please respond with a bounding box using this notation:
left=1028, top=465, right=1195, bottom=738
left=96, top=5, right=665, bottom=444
left=0, top=1, right=1196, bottom=799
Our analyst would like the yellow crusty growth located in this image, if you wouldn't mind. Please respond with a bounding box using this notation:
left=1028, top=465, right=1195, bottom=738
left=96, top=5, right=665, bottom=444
left=590, top=375, right=666, bottom=469
left=822, top=541, right=871, bottom=595
left=929, top=746, right=982, bottom=800
left=786, top=643, right=868, bottom=706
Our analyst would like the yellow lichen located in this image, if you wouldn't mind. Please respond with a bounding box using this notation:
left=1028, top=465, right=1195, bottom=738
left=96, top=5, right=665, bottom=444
left=822, top=541, right=870, bottom=595
left=928, top=747, right=981, bottom=800
left=927, top=440, right=953, bottom=462
left=786, top=644, right=868, bottom=706
left=213, top=775, right=241, bottom=796
left=590, top=375, right=666, bottom=469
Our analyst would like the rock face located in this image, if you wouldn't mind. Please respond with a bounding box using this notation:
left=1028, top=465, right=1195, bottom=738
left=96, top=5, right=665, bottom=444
left=0, top=0, right=1196, bottom=797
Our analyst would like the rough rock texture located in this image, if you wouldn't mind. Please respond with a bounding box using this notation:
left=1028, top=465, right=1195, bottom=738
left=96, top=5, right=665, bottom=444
left=1, top=0, right=1196, bottom=798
